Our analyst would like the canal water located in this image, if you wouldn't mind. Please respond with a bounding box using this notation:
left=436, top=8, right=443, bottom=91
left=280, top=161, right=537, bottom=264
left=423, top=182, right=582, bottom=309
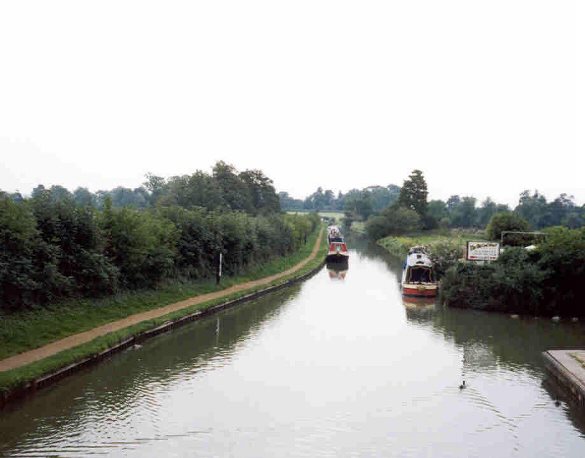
left=2, top=240, right=585, bottom=457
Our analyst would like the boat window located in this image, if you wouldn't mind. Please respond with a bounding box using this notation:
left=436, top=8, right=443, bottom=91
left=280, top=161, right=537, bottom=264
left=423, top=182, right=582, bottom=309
left=409, top=267, right=432, bottom=283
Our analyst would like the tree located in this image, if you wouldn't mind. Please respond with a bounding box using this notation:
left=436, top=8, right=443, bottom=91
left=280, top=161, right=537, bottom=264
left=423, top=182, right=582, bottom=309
left=446, top=195, right=461, bottom=212
left=9, top=192, right=24, bottom=203
left=162, top=172, right=224, bottom=210
left=477, top=198, right=497, bottom=227
left=100, top=207, right=178, bottom=288
left=515, top=191, right=583, bottom=230
left=0, top=196, right=42, bottom=309
left=344, top=191, right=374, bottom=221
left=239, top=169, right=280, bottom=214
left=548, top=193, right=576, bottom=227
left=73, top=187, right=95, bottom=207
left=278, top=192, right=304, bottom=211
left=31, top=190, right=118, bottom=297
left=515, top=190, right=549, bottom=229
left=427, top=200, right=448, bottom=227
left=144, top=173, right=167, bottom=206
left=486, top=212, right=530, bottom=241
left=1, top=166, right=321, bottom=309
left=304, top=187, right=329, bottom=211
left=363, top=185, right=401, bottom=211
left=212, top=161, right=253, bottom=213
left=365, top=206, right=421, bottom=240
left=158, top=206, right=217, bottom=279
left=108, top=186, right=149, bottom=208
left=398, top=170, right=428, bottom=217
left=563, top=211, right=584, bottom=229
left=450, top=196, right=477, bottom=228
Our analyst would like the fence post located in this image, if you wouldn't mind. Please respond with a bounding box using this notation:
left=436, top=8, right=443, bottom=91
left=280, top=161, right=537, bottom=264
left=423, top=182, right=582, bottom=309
left=216, top=252, right=223, bottom=285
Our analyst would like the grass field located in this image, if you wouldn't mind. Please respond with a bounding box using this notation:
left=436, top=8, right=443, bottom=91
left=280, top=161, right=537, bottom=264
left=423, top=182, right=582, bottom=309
left=350, top=221, right=367, bottom=235
left=317, top=211, right=344, bottom=219
left=378, top=229, right=488, bottom=258
left=286, top=211, right=346, bottom=226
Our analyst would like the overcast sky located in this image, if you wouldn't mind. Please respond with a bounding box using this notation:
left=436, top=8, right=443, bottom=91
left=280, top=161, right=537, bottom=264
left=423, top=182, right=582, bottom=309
left=0, top=1, right=583, bottom=207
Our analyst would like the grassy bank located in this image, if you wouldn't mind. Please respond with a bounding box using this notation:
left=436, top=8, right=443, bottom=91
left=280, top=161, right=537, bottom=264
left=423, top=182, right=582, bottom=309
left=318, top=211, right=344, bottom=221
left=349, top=221, right=366, bottom=235
left=0, top=227, right=326, bottom=394
left=377, top=229, right=488, bottom=258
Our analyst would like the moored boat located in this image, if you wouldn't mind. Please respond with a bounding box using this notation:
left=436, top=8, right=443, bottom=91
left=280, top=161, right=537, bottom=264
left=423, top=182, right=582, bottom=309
left=326, top=225, right=349, bottom=263
left=401, top=246, right=438, bottom=297
left=327, top=225, right=342, bottom=244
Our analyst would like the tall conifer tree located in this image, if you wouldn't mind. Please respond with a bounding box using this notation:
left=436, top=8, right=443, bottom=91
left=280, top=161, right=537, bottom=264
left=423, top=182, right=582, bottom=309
left=398, top=169, right=428, bottom=217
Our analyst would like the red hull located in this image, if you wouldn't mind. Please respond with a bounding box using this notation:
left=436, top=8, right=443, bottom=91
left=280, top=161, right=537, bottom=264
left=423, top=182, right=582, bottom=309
left=402, top=285, right=438, bottom=297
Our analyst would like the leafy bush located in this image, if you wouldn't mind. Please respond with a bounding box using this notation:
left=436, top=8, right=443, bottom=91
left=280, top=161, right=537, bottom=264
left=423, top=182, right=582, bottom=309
left=439, top=262, right=498, bottom=310
left=537, top=227, right=585, bottom=316
left=0, top=196, right=43, bottom=309
left=486, top=212, right=530, bottom=241
left=440, top=227, right=585, bottom=316
left=428, top=240, right=463, bottom=278
left=1, top=191, right=318, bottom=311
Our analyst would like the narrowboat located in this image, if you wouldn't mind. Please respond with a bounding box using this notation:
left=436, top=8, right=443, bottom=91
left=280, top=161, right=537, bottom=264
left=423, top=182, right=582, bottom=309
left=326, top=225, right=349, bottom=263
left=327, top=225, right=342, bottom=244
left=401, top=246, right=438, bottom=297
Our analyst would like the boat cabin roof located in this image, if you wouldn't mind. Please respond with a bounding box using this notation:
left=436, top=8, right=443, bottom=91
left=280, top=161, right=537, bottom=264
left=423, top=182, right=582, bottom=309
left=408, top=245, right=428, bottom=255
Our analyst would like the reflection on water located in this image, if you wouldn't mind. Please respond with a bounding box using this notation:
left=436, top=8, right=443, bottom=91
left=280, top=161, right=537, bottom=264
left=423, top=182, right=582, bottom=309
left=402, top=296, right=436, bottom=311
left=326, top=261, right=348, bottom=281
left=0, top=287, right=303, bottom=457
left=1, top=239, right=585, bottom=457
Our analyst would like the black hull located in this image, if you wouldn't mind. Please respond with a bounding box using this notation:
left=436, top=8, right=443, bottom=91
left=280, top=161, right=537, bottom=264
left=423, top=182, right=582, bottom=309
left=326, top=254, right=349, bottom=264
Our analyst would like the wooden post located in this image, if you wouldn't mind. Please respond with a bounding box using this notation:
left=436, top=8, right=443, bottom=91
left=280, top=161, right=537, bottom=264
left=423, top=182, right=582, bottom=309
left=216, top=252, right=223, bottom=285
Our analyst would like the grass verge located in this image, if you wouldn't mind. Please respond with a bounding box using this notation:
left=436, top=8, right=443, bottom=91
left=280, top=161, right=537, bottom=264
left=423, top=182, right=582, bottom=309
left=0, top=227, right=327, bottom=395
left=350, top=221, right=367, bottom=235
left=377, top=229, right=488, bottom=258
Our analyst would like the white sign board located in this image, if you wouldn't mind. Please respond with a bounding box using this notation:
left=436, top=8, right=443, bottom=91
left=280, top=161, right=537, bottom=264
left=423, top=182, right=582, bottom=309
left=467, top=241, right=500, bottom=261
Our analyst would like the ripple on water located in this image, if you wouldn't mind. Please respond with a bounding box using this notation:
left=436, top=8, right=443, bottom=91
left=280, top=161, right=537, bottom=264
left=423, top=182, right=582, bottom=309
left=3, top=247, right=585, bottom=457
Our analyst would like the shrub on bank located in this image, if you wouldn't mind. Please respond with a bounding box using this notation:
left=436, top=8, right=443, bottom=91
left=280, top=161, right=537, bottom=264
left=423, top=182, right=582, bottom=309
left=538, top=226, right=585, bottom=316
left=427, top=240, right=464, bottom=278
left=440, top=227, right=585, bottom=316
left=0, top=191, right=320, bottom=312
left=485, top=212, right=530, bottom=241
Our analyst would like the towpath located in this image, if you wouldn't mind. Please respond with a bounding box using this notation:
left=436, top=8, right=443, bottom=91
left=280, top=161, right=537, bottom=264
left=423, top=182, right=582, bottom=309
left=0, top=229, right=323, bottom=373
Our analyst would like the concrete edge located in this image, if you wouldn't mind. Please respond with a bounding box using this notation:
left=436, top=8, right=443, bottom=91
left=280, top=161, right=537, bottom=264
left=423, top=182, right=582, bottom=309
left=0, top=259, right=325, bottom=408
left=542, top=350, right=585, bottom=409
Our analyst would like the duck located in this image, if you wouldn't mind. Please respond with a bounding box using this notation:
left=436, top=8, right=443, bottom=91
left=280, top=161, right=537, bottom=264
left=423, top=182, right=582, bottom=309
left=459, top=381, right=466, bottom=390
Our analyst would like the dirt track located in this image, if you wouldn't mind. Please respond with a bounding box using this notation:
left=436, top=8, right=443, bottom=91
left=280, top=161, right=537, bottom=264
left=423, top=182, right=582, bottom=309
left=0, top=230, right=323, bottom=373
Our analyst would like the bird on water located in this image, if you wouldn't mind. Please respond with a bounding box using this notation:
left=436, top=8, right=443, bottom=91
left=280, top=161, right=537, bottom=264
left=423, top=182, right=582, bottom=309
left=459, top=381, right=466, bottom=390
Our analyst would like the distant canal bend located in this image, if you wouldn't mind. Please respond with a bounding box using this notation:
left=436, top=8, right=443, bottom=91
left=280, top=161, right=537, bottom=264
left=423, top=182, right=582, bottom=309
left=2, top=239, right=585, bottom=457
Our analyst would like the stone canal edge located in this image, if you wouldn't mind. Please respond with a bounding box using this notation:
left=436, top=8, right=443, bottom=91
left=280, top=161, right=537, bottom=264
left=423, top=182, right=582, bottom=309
left=0, top=229, right=325, bottom=407
left=543, top=349, right=585, bottom=409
